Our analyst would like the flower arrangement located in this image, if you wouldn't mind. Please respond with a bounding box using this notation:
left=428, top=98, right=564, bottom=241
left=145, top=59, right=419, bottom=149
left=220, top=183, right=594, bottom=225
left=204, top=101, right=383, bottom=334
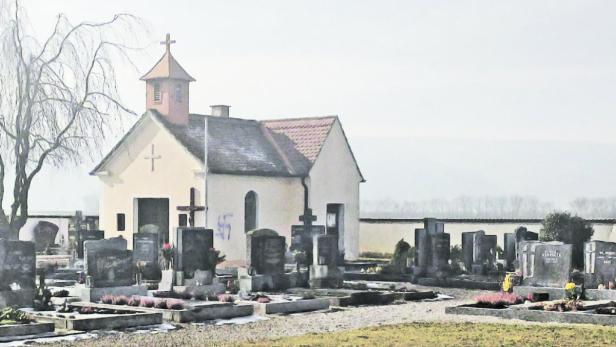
left=100, top=294, right=114, bottom=304
left=78, top=306, right=95, bottom=315
left=128, top=296, right=141, bottom=307
left=162, top=243, right=174, bottom=270
left=139, top=298, right=155, bottom=308
left=564, top=281, right=582, bottom=300
left=112, top=295, right=129, bottom=306
left=473, top=292, right=523, bottom=308
left=167, top=299, right=185, bottom=310
left=155, top=300, right=168, bottom=309
left=501, top=273, right=512, bottom=293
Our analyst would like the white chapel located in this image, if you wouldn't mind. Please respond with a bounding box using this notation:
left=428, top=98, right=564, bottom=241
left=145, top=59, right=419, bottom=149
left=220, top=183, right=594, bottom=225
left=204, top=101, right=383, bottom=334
left=91, top=36, right=364, bottom=263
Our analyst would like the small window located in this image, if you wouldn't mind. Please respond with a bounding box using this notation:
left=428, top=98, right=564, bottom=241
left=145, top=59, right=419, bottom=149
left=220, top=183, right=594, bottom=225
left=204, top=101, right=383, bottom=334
left=117, top=213, right=125, bottom=231
left=153, top=83, right=161, bottom=102
left=174, top=84, right=182, bottom=103
left=179, top=214, right=188, bottom=227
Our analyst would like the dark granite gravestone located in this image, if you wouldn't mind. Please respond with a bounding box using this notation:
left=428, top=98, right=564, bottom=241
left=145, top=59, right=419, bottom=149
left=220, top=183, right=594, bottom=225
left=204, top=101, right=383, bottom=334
left=0, top=240, right=36, bottom=290
left=133, top=233, right=160, bottom=280
left=175, top=227, right=214, bottom=278
left=33, top=221, right=59, bottom=253
left=504, top=233, right=516, bottom=271
left=316, top=234, right=338, bottom=267
left=291, top=224, right=325, bottom=266
left=584, top=241, right=616, bottom=288
left=520, top=241, right=572, bottom=287
left=87, top=249, right=135, bottom=287
left=430, top=233, right=450, bottom=274
left=461, top=230, right=497, bottom=274
left=77, top=229, right=104, bottom=258
left=246, top=229, right=286, bottom=275
left=515, top=226, right=539, bottom=243
left=84, top=236, right=127, bottom=272
left=413, top=219, right=450, bottom=277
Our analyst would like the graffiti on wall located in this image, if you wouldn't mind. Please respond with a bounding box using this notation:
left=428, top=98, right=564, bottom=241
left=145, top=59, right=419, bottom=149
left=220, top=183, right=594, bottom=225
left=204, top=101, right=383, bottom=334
left=215, top=212, right=233, bottom=240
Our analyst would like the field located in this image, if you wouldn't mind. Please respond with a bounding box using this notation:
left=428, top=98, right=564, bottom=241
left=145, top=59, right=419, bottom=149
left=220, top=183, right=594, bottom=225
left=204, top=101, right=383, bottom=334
left=239, top=322, right=616, bottom=347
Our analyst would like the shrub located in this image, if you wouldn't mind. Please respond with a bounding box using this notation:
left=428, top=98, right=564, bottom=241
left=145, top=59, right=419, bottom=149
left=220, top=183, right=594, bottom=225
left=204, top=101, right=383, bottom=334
left=474, top=292, right=523, bottom=308
left=155, top=300, right=168, bottom=309
left=112, top=295, right=129, bottom=305
left=128, top=296, right=141, bottom=307
left=540, top=212, right=593, bottom=269
left=167, top=299, right=184, bottom=310
left=139, top=298, right=155, bottom=308
left=100, top=295, right=114, bottom=304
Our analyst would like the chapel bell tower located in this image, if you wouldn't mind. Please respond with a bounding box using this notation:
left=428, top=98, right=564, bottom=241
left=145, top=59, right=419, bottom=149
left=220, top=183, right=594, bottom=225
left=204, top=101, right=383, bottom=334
left=141, top=34, right=195, bottom=125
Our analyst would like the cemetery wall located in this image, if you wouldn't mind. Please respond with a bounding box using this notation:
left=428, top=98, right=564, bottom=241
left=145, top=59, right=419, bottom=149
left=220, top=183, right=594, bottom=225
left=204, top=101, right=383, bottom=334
left=309, top=120, right=363, bottom=260
left=206, top=174, right=304, bottom=263
left=97, top=118, right=205, bottom=249
left=359, top=219, right=616, bottom=255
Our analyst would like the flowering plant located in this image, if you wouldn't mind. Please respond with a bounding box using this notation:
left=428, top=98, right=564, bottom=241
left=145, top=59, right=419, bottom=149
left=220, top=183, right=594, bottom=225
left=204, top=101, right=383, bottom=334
left=564, top=281, right=581, bottom=300
left=474, top=292, right=523, bottom=308
left=162, top=243, right=174, bottom=270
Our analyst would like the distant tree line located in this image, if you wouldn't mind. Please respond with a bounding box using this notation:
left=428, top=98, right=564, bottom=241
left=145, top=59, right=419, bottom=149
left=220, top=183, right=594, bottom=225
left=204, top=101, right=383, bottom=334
left=362, top=196, right=616, bottom=219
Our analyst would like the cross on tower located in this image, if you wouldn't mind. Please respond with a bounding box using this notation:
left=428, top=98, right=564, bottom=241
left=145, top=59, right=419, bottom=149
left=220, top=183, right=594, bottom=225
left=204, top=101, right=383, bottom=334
left=144, top=144, right=162, bottom=172
left=160, top=33, right=176, bottom=53
left=177, top=187, right=206, bottom=227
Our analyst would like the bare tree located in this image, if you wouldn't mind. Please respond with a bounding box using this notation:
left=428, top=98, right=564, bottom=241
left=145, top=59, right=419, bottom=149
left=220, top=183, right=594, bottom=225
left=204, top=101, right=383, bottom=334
left=0, top=1, right=144, bottom=239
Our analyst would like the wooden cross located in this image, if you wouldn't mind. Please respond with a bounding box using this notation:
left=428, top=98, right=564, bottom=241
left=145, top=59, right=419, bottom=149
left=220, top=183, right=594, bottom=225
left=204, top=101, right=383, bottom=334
left=160, top=33, right=176, bottom=53
left=177, top=187, right=205, bottom=227
left=144, top=144, right=161, bottom=172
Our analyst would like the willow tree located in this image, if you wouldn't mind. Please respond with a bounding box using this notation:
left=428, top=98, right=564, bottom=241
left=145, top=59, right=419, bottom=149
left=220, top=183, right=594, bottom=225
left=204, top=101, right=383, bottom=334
left=0, top=2, right=143, bottom=239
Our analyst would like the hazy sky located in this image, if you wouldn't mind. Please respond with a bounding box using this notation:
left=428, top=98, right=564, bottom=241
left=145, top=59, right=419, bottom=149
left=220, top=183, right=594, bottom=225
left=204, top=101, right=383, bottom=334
left=13, top=0, right=616, bottom=213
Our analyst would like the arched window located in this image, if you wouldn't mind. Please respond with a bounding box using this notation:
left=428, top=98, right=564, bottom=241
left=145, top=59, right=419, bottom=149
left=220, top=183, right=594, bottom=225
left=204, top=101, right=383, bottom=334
left=244, top=191, right=258, bottom=232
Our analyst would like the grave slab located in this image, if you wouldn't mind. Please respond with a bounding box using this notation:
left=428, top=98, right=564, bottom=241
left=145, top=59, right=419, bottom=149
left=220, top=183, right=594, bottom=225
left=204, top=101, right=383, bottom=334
left=75, top=284, right=148, bottom=302
left=28, top=309, right=162, bottom=331
left=0, top=322, right=54, bottom=338
left=251, top=297, right=330, bottom=315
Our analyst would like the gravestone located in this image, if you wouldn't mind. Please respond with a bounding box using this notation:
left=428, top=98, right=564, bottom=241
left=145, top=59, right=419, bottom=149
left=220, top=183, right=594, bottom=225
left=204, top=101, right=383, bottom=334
left=175, top=227, right=214, bottom=278
left=584, top=241, right=616, bottom=289
left=291, top=224, right=325, bottom=266
left=33, top=221, right=59, bottom=253
left=0, top=240, right=36, bottom=307
left=413, top=219, right=450, bottom=277
left=133, top=232, right=160, bottom=280
left=83, top=236, right=127, bottom=272
left=461, top=230, right=497, bottom=274
left=77, top=229, right=104, bottom=258
left=87, top=249, right=135, bottom=287
left=430, top=233, right=450, bottom=274
left=309, top=233, right=343, bottom=288
left=246, top=229, right=286, bottom=275
left=504, top=233, right=516, bottom=271
left=520, top=241, right=572, bottom=287
left=515, top=226, right=539, bottom=243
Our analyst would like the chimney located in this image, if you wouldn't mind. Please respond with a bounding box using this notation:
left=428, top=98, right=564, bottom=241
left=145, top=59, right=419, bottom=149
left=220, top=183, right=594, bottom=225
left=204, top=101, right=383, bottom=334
left=210, top=105, right=230, bottom=118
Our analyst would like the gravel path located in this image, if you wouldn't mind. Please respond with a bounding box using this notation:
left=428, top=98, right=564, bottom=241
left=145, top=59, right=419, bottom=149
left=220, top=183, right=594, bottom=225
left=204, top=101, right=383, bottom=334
left=38, top=286, right=550, bottom=347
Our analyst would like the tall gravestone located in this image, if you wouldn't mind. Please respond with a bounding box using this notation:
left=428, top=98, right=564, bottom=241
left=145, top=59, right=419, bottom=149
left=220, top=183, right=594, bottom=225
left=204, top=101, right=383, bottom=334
left=175, top=227, right=214, bottom=278
left=133, top=232, right=160, bottom=280
left=246, top=229, right=286, bottom=275
left=413, top=219, right=449, bottom=277
left=77, top=229, right=104, bottom=258
left=0, top=240, right=36, bottom=307
left=519, top=241, right=572, bottom=287
left=511, top=226, right=539, bottom=272
left=462, top=230, right=497, bottom=274
left=310, top=233, right=343, bottom=288
left=83, top=236, right=127, bottom=273
left=504, top=233, right=516, bottom=271
left=584, top=241, right=616, bottom=289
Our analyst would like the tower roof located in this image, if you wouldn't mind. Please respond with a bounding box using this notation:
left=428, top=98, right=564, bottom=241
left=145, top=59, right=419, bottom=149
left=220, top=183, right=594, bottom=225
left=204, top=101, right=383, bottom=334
left=140, top=34, right=195, bottom=82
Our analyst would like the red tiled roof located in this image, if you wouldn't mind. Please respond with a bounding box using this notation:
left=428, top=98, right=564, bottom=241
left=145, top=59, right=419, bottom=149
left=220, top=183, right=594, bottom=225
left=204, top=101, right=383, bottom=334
left=261, top=117, right=336, bottom=163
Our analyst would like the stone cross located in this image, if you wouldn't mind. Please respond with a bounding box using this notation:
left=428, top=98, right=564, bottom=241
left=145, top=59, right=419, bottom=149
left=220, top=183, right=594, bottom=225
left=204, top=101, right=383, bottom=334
left=144, top=144, right=161, bottom=172
left=160, top=33, right=176, bottom=53
left=176, top=187, right=205, bottom=227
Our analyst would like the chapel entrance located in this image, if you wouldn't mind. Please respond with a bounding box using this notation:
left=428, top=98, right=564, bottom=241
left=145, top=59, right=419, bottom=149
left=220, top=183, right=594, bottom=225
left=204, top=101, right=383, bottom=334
left=326, top=204, right=344, bottom=258
left=137, top=198, right=169, bottom=245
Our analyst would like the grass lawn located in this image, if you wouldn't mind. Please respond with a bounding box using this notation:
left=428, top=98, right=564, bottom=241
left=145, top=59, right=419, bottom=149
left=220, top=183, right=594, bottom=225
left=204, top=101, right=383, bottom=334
left=236, top=322, right=616, bottom=347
